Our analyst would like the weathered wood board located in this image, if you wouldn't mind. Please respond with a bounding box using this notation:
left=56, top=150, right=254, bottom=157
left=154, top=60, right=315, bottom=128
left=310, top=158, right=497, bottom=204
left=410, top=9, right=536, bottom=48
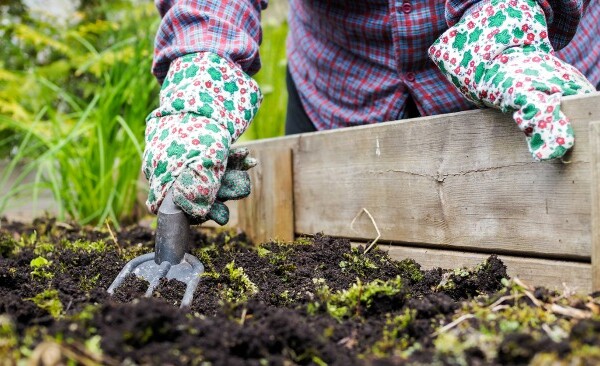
left=590, top=121, right=600, bottom=291
left=230, top=136, right=300, bottom=243
left=237, top=145, right=294, bottom=243
left=293, top=93, right=600, bottom=260
left=230, top=92, right=600, bottom=292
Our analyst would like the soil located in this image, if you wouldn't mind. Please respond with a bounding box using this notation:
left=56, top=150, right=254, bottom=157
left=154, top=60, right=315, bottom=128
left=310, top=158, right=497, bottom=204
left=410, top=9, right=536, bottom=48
left=1, top=217, right=600, bottom=365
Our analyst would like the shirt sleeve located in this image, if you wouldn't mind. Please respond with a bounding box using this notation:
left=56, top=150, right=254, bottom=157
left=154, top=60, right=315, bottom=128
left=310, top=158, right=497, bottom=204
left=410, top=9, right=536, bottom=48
left=444, top=0, right=590, bottom=51
left=152, top=0, right=268, bottom=83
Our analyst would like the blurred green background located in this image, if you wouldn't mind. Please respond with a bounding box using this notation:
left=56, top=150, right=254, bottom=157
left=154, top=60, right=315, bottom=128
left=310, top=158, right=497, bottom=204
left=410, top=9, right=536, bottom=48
left=0, top=0, right=288, bottom=227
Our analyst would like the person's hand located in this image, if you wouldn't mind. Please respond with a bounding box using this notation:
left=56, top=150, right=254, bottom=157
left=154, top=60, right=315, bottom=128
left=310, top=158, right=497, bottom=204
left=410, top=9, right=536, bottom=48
left=205, top=147, right=257, bottom=225
left=429, top=0, right=595, bottom=160
left=143, top=52, right=262, bottom=224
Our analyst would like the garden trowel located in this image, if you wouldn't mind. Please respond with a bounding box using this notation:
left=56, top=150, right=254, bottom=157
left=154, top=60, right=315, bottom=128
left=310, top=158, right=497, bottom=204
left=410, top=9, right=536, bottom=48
left=107, top=189, right=204, bottom=308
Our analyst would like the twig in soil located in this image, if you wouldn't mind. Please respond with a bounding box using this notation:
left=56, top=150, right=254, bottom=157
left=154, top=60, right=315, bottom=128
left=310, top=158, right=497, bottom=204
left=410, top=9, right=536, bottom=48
left=55, top=221, right=74, bottom=230
left=30, top=341, right=118, bottom=366
left=523, top=289, right=543, bottom=307
left=548, top=303, right=591, bottom=319
left=66, top=342, right=119, bottom=366
left=542, top=323, right=568, bottom=343
left=488, top=295, right=517, bottom=310
left=240, top=307, right=248, bottom=326
left=491, top=304, right=511, bottom=312
left=433, top=314, right=475, bottom=337
left=513, top=277, right=533, bottom=291
left=349, top=208, right=381, bottom=255
left=105, top=219, right=121, bottom=254
left=337, top=329, right=359, bottom=349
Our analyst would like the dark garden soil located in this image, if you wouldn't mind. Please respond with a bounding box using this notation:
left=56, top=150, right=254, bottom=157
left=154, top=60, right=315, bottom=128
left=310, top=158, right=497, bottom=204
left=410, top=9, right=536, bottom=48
left=1, top=217, right=600, bottom=365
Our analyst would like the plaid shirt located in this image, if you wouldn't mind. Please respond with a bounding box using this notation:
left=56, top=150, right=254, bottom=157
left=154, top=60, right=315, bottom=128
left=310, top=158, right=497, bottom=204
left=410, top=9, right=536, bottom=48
left=556, top=2, right=600, bottom=90
left=153, top=0, right=596, bottom=130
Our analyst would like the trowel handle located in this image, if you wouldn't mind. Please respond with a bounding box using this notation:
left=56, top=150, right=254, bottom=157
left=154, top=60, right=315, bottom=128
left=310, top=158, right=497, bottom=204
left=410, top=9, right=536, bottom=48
left=155, top=189, right=192, bottom=265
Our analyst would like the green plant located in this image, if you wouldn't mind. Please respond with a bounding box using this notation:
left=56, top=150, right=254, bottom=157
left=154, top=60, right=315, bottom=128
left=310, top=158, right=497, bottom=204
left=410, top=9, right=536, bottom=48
left=311, top=276, right=406, bottom=321
left=240, top=21, right=289, bottom=141
left=0, top=315, right=19, bottom=361
left=0, top=232, right=17, bottom=257
left=371, top=309, right=419, bottom=358
left=221, top=261, right=259, bottom=304
left=339, top=247, right=379, bottom=276
left=396, top=258, right=424, bottom=282
left=30, top=256, right=53, bottom=279
left=0, top=1, right=158, bottom=227
left=28, top=289, right=63, bottom=319
left=0, top=1, right=289, bottom=227
left=62, top=239, right=107, bottom=253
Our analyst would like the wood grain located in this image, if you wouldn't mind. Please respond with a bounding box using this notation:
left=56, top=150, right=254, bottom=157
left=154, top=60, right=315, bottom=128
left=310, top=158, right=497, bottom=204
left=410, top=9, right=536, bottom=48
left=590, top=121, right=600, bottom=291
left=295, top=93, right=600, bottom=260
left=234, top=136, right=300, bottom=243
left=351, top=243, right=592, bottom=293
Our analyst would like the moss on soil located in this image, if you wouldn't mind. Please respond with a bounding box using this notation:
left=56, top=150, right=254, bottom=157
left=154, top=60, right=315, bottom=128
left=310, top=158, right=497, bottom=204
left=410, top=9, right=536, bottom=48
left=1, top=217, right=599, bottom=365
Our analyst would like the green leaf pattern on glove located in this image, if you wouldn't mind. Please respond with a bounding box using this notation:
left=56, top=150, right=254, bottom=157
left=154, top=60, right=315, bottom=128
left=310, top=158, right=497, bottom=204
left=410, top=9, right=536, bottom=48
left=143, top=52, right=262, bottom=219
left=203, top=147, right=257, bottom=226
left=429, top=0, right=595, bottom=160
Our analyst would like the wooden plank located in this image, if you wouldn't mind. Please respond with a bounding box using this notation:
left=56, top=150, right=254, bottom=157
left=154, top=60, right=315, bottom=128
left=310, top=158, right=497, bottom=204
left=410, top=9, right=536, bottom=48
left=232, top=136, right=300, bottom=243
left=590, top=121, right=600, bottom=291
left=203, top=135, right=301, bottom=231
left=351, top=243, right=592, bottom=293
left=295, top=93, right=600, bottom=260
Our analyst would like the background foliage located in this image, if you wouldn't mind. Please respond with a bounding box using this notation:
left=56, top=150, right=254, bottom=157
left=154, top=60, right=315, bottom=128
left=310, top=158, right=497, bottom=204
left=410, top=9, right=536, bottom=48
left=0, top=0, right=288, bottom=226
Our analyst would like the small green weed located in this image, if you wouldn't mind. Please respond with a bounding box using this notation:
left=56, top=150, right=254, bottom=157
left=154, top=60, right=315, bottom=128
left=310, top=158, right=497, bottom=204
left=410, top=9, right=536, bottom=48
left=30, top=256, right=53, bottom=279
left=221, top=261, right=259, bottom=304
left=311, top=276, right=405, bottom=321
left=396, top=258, right=424, bottom=282
left=62, top=239, right=107, bottom=253
left=0, top=233, right=17, bottom=257
left=371, top=309, right=419, bottom=358
left=339, top=247, right=379, bottom=276
left=28, top=289, right=63, bottom=319
left=79, top=273, right=101, bottom=293
left=0, top=315, right=18, bottom=360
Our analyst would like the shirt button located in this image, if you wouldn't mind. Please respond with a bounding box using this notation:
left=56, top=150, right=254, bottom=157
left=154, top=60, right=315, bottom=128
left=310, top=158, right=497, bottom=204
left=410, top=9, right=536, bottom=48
left=405, top=72, right=416, bottom=82
left=401, top=2, right=412, bottom=13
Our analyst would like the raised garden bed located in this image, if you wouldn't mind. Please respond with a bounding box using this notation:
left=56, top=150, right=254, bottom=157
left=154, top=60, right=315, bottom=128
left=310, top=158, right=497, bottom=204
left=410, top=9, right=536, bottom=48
left=2, top=217, right=600, bottom=365
left=226, top=93, right=600, bottom=293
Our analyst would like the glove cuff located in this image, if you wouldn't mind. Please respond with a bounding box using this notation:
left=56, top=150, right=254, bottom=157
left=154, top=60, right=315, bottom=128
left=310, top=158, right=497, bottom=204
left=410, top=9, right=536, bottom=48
left=429, top=0, right=552, bottom=105
left=149, top=52, right=263, bottom=143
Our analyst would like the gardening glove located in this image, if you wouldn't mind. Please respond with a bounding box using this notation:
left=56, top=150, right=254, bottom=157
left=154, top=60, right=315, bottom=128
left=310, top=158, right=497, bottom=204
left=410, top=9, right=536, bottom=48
left=208, top=147, right=257, bottom=225
left=143, top=52, right=262, bottom=224
left=428, top=0, right=596, bottom=161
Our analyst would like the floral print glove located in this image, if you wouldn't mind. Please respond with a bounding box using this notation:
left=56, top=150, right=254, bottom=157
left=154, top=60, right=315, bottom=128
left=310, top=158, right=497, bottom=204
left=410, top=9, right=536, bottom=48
left=429, top=0, right=595, bottom=160
left=143, top=52, right=262, bottom=223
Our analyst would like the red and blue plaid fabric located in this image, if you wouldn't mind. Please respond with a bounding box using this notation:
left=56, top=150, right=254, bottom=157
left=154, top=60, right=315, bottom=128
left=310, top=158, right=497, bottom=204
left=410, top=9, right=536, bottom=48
left=153, top=0, right=597, bottom=131
left=556, top=2, right=600, bottom=89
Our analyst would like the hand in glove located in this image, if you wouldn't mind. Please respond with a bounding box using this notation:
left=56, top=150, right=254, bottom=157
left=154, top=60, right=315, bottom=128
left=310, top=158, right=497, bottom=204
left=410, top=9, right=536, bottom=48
left=429, top=0, right=595, bottom=160
left=143, top=52, right=262, bottom=224
left=206, top=147, right=257, bottom=225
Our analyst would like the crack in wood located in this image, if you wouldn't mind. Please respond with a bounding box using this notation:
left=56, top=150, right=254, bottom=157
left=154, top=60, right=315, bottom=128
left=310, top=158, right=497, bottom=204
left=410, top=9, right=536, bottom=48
left=367, top=160, right=585, bottom=183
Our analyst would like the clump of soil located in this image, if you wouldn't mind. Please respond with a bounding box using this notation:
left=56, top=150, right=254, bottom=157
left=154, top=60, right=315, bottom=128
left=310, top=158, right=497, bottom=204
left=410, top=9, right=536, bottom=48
left=1, top=217, right=600, bottom=365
